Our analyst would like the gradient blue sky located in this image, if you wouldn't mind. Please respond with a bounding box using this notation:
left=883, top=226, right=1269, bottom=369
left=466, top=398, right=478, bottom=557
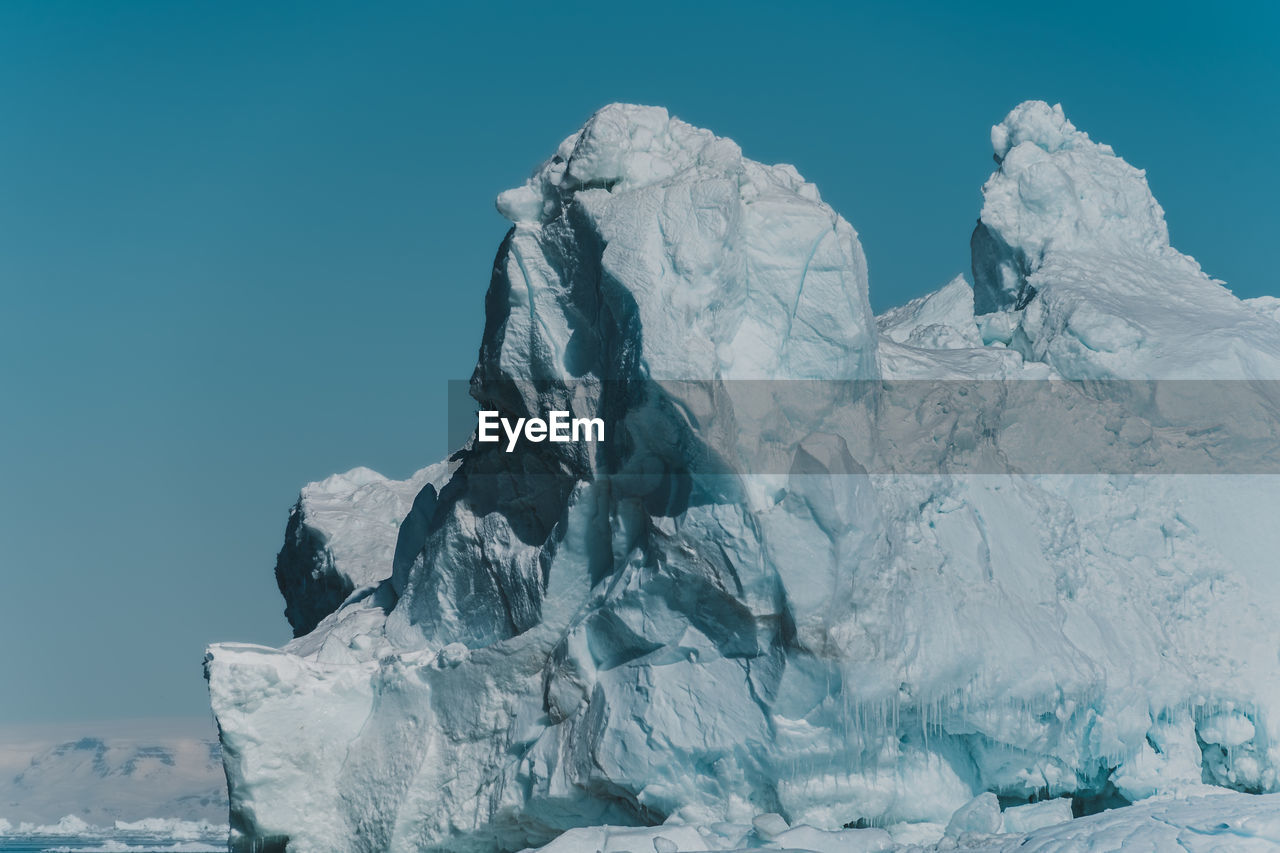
left=1, top=0, right=1276, bottom=723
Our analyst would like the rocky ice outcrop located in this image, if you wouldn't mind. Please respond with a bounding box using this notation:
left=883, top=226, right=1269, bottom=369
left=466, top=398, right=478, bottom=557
left=274, top=462, right=453, bottom=635
left=971, top=100, right=1280, bottom=378
left=207, top=102, right=1280, bottom=852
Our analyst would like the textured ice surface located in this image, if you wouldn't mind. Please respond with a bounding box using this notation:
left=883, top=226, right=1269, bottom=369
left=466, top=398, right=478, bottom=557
left=514, top=792, right=1280, bottom=851
left=999, top=798, right=1074, bottom=835
left=207, top=102, right=1280, bottom=852
left=274, top=462, right=454, bottom=635
left=971, top=100, right=1280, bottom=379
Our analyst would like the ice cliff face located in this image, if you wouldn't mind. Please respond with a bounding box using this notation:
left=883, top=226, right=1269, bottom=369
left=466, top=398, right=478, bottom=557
left=274, top=463, right=453, bottom=636
left=207, top=102, right=1280, bottom=852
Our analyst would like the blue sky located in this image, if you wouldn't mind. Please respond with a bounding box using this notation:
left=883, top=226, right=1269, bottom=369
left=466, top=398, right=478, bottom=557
left=1, top=0, right=1276, bottom=722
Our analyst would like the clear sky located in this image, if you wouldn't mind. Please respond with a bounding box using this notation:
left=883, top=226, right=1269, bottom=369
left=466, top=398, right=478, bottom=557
left=1, top=0, right=1276, bottom=723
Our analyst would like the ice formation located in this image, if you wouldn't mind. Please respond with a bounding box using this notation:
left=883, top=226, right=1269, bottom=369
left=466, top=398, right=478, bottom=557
left=514, top=791, right=1280, bottom=851
left=207, top=102, right=1280, bottom=852
left=274, top=462, right=454, bottom=635
left=970, top=101, right=1280, bottom=378
left=0, top=814, right=225, bottom=851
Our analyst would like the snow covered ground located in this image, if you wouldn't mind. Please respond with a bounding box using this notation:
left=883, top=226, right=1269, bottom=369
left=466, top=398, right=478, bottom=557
left=206, top=102, right=1280, bottom=851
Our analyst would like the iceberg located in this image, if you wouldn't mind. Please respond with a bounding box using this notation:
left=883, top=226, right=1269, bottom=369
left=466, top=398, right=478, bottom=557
left=0, top=815, right=227, bottom=852
left=207, top=102, right=1280, bottom=852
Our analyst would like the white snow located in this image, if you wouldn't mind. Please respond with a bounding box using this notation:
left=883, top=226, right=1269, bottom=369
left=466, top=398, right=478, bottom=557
left=19, top=814, right=96, bottom=835
left=750, top=813, right=790, bottom=840
left=1000, top=799, right=1073, bottom=834
left=877, top=275, right=983, bottom=351
left=206, top=102, right=1280, bottom=852
left=0, top=813, right=227, bottom=843
left=112, top=818, right=224, bottom=839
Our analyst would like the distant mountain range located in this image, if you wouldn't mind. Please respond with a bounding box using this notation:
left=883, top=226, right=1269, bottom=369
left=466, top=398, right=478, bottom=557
left=0, top=718, right=226, bottom=825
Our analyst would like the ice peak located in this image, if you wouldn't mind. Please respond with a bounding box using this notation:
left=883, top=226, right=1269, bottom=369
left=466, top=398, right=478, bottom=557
left=497, top=104, right=753, bottom=224
left=973, top=101, right=1173, bottom=316
left=565, top=103, right=741, bottom=190
left=971, top=101, right=1280, bottom=377
left=496, top=103, right=768, bottom=224
left=487, top=104, right=874, bottom=384
left=990, top=100, right=1105, bottom=161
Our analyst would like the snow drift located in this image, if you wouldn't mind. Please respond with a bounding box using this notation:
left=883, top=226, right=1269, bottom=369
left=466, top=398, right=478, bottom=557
left=206, top=102, right=1280, bottom=852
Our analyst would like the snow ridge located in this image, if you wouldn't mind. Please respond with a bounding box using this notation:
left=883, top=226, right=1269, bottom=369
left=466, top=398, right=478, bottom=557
left=973, top=100, right=1280, bottom=378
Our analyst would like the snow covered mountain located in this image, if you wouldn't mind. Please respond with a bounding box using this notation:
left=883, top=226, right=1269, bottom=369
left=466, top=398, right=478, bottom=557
left=207, top=102, right=1280, bottom=852
left=0, top=719, right=226, bottom=826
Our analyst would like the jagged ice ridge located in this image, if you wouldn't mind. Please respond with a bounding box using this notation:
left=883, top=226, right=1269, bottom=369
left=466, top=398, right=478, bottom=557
left=206, top=101, right=1280, bottom=852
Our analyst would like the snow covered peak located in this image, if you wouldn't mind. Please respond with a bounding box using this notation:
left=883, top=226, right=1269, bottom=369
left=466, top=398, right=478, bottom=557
left=484, top=102, right=875, bottom=388
left=497, top=104, right=810, bottom=225
left=496, top=104, right=736, bottom=224
left=0, top=721, right=226, bottom=826
left=991, top=100, right=1106, bottom=160
left=877, top=275, right=982, bottom=350
left=974, top=100, right=1172, bottom=314
left=565, top=104, right=739, bottom=189
left=972, top=100, right=1280, bottom=377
